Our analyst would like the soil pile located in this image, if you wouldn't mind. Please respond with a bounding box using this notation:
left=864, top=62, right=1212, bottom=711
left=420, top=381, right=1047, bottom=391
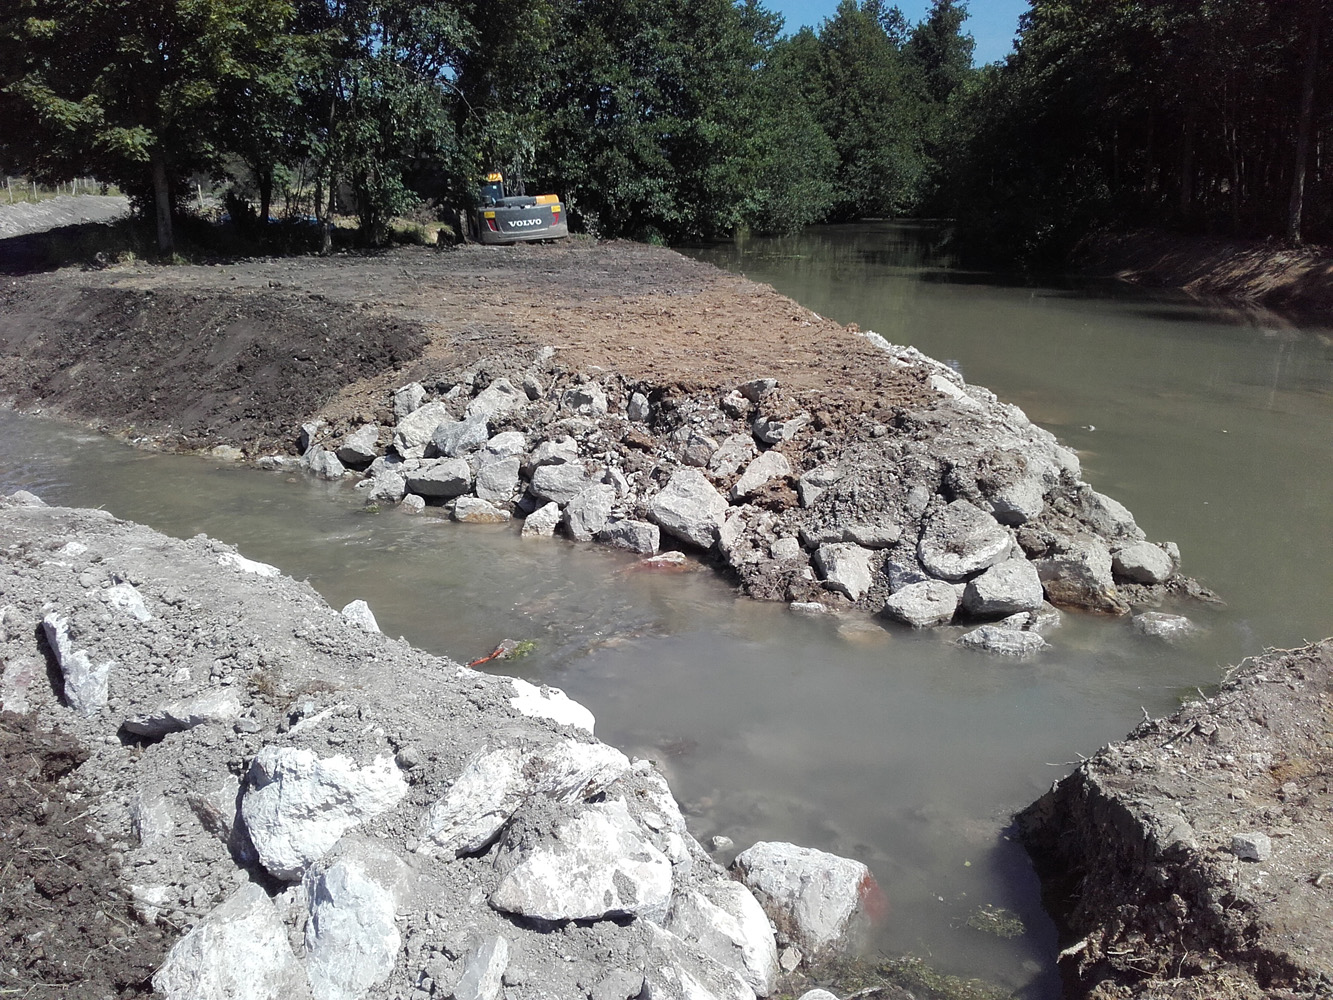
left=1020, top=641, right=1333, bottom=999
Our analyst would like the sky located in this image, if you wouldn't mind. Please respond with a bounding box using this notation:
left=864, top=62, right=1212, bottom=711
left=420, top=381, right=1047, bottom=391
left=765, top=0, right=1029, bottom=66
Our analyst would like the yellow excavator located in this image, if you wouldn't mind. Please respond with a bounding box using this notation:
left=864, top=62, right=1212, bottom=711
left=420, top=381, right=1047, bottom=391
left=469, top=171, right=569, bottom=244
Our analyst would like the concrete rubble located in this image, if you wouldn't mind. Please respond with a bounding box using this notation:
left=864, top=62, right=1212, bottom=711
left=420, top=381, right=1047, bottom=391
left=270, top=337, right=1204, bottom=657
left=0, top=493, right=887, bottom=999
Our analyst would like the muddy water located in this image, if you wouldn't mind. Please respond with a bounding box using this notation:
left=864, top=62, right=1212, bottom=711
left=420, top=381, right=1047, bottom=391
left=4, top=224, right=1332, bottom=998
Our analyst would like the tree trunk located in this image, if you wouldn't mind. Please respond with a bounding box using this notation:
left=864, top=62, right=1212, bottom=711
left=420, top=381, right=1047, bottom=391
left=151, top=151, right=173, bottom=255
left=1287, top=10, right=1321, bottom=243
left=257, top=165, right=274, bottom=226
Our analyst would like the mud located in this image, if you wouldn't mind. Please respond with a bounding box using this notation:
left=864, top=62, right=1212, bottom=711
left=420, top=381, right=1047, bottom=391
left=1019, top=641, right=1333, bottom=1000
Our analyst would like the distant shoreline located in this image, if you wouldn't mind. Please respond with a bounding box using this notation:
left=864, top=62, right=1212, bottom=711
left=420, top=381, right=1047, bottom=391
left=1076, top=228, right=1333, bottom=317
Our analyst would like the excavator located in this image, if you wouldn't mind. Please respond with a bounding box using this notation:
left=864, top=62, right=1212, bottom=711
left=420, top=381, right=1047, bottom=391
left=468, top=171, right=569, bottom=244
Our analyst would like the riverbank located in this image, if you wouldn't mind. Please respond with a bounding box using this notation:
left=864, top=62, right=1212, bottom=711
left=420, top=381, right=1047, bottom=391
left=1076, top=229, right=1333, bottom=314
left=0, top=241, right=1208, bottom=646
left=1019, top=639, right=1333, bottom=999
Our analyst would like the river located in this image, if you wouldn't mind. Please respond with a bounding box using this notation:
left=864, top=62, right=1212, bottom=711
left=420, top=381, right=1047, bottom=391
left=3, top=222, right=1332, bottom=998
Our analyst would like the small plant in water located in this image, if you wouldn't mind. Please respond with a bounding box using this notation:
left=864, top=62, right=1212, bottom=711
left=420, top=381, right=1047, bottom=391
left=965, top=904, right=1026, bottom=939
left=506, top=639, right=538, bottom=659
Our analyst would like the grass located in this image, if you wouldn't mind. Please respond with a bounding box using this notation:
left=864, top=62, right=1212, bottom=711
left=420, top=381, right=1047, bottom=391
left=2, top=178, right=118, bottom=204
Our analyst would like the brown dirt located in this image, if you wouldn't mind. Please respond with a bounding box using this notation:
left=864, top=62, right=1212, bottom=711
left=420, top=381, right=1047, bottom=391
left=1076, top=229, right=1333, bottom=315
left=0, top=239, right=933, bottom=452
left=1019, top=640, right=1333, bottom=1000
left=0, top=712, right=165, bottom=997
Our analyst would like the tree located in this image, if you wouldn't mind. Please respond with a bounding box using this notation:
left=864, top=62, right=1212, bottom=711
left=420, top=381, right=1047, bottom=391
left=5, top=0, right=295, bottom=253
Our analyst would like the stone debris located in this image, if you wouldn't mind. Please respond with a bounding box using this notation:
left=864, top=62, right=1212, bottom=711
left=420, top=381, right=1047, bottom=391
left=241, top=747, right=409, bottom=881
left=340, top=599, right=380, bottom=633
left=454, top=934, right=509, bottom=1000
left=1112, top=541, right=1178, bottom=585
left=813, top=543, right=874, bottom=601
left=454, top=496, right=512, bottom=523
left=732, top=841, right=878, bottom=960
left=217, top=550, right=281, bottom=576
left=404, top=457, right=472, bottom=497
left=564, top=484, right=616, bottom=541
left=917, top=500, right=1012, bottom=581
left=649, top=468, right=729, bottom=550
left=1132, top=610, right=1201, bottom=641
left=41, top=613, right=114, bottom=716
left=335, top=424, right=380, bottom=466
left=730, top=451, right=791, bottom=501
left=431, top=414, right=490, bottom=458
left=153, top=881, right=309, bottom=1000
left=105, top=581, right=153, bottom=621
left=521, top=501, right=561, bottom=538
left=666, top=882, right=779, bottom=995
left=961, top=558, right=1044, bottom=617
left=957, top=625, right=1048, bottom=656
left=509, top=676, right=597, bottom=732
left=882, top=580, right=959, bottom=628
left=122, top=689, right=243, bottom=737
left=1231, top=831, right=1272, bottom=861
left=303, top=844, right=407, bottom=1000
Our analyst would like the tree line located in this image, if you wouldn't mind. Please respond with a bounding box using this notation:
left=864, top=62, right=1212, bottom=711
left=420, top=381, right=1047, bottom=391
left=1, top=0, right=1327, bottom=261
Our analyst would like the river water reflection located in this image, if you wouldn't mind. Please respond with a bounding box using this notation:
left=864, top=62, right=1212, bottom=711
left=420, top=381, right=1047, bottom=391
left=4, top=223, right=1331, bottom=997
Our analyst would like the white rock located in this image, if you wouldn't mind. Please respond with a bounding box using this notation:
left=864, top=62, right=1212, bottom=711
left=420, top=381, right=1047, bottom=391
left=521, top=501, right=562, bottom=538
left=467, top=378, right=525, bottom=421
left=304, top=847, right=406, bottom=1000
left=667, top=882, right=779, bottom=995
left=842, top=523, right=900, bottom=548
left=340, top=599, right=379, bottom=633
left=481, top=430, right=527, bottom=463
left=752, top=413, right=808, bottom=444
left=123, top=689, right=242, bottom=737
left=302, top=447, right=347, bottom=480
left=732, top=841, right=876, bottom=958
left=431, top=415, right=490, bottom=457
left=531, top=461, right=594, bottom=505
left=641, top=923, right=756, bottom=1000
left=961, top=558, right=1044, bottom=617
left=1075, top=488, right=1146, bottom=542
left=562, top=382, right=608, bottom=417
left=564, top=485, right=616, bottom=541
left=454, top=497, right=512, bottom=523
left=1113, top=541, right=1176, bottom=584
left=628, top=392, right=651, bottom=421
left=957, top=625, right=1048, bottom=656
left=365, top=470, right=407, bottom=504
left=599, top=518, right=661, bottom=555
left=405, top=457, right=472, bottom=498
left=336, top=424, right=380, bottom=466
left=708, top=434, right=759, bottom=479
left=5, top=489, right=46, bottom=506
left=881, top=580, right=959, bottom=627
left=41, top=614, right=113, bottom=716
left=799, top=991, right=840, bottom=1000
left=475, top=456, right=520, bottom=502
left=105, top=581, right=152, bottom=621
left=510, top=676, right=596, bottom=732
left=649, top=469, right=729, bottom=550
left=528, top=436, right=579, bottom=468
left=917, top=500, right=1011, bottom=581
left=1133, top=611, right=1200, bottom=641
left=218, top=551, right=281, bottom=577
left=391, top=382, right=426, bottom=421
left=729, top=451, right=791, bottom=501
left=392, top=401, right=452, bottom=459
left=417, top=739, right=629, bottom=857
left=399, top=494, right=425, bottom=514
left=770, top=536, right=802, bottom=561
left=153, top=882, right=309, bottom=1000
left=490, top=798, right=673, bottom=922
left=455, top=935, right=509, bottom=1000
left=241, top=747, right=408, bottom=881
left=813, top=543, right=874, bottom=601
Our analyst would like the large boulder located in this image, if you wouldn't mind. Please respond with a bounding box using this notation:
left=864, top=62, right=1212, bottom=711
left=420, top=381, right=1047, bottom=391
left=466, top=378, right=525, bottom=421
left=303, top=844, right=407, bottom=1000
left=561, top=382, right=608, bottom=417
left=391, top=382, right=426, bottom=421
left=430, top=415, right=490, bottom=458
left=490, top=798, right=672, bottom=923
left=240, top=747, right=408, bottom=881
left=1112, top=541, right=1177, bottom=584
left=405, top=458, right=472, bottom=498
left=732, top=841, right=878, bottom=959
left=563, top=485, right=616, bottom=542
left=812, top=543, right=874, bottom=601
left=961, top=558, right=1044, bottom=617
left=122, top=689, right=242, bottom=738
left=41, top=613, right=113, bottom=716
left=730, top=451, right=792, bottom=501
left=1035, top=536, right=1129, bottom=614
left=599, top=518, right=660, bottom=555
left=917, top=500, right=1012, bottom=581
left=648, top=469, right=729, bottom=550
left=391, top=401, right=452, bottom=459
left=153, top=882, right=310, bottom=1000
left=666, top=882, right=779, bottom=996
left=521, top=502, right=561, bottom=538
left=709, top=434, right=759, bottom=478
left=531, top=462, right=594, bottom=505
left=957, top=625, right=1048, bottom=656
left=882, top=580, right=959, bottom=627
left=335, top=424, right=380, bottom=467
left=475, top=457, right=520, bottom=503
left=453, top=497, right=511, bottom=524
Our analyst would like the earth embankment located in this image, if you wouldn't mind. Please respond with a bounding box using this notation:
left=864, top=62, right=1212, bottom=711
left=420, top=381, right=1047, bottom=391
left=1076, top=229, right=1333, bottom=314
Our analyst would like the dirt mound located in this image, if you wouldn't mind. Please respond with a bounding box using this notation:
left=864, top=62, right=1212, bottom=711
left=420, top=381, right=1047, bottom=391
left=0, top=711, right=165, bottom=997
left=1019, top=640, right=1333, bottom=999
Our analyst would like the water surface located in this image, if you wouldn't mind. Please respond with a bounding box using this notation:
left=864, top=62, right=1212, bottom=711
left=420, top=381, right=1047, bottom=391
left=4, top=224, right=1332, bottom=996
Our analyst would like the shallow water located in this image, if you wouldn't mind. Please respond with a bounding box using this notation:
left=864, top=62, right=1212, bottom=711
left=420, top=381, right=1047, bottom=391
left=4, top=223, right=1332, bottom=997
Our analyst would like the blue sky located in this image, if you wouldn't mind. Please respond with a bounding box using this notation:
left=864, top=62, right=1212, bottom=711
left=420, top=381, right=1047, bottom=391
left=765, top=0, right=1029, bottom=66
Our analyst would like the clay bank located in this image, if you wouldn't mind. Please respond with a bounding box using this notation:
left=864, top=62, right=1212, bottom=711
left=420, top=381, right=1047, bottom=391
left=0, top=242, right=1211, bottom=652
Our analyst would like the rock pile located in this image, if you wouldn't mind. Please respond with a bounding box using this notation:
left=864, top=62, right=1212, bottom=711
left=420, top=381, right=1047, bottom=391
left=282, top=338, right=1204, bottom=655
left=0, top=492, right=883, bottom=999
